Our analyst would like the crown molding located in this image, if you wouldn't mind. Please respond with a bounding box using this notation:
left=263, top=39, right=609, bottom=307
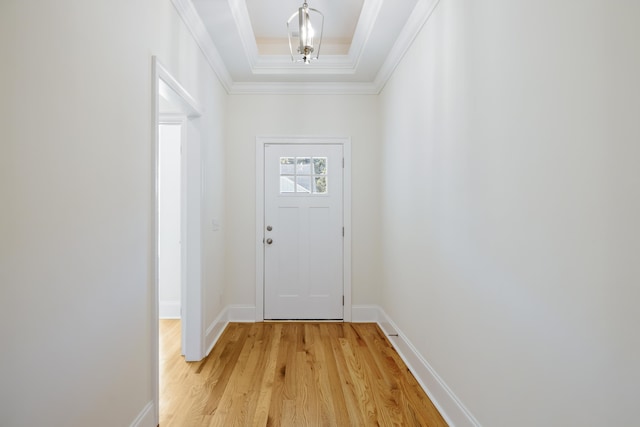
left=251, top=55, right=356, bottom=75
left=228, top=0, right=259, bottom=68
left=348, top=0, right=385, bottom=69
left=171, top=0, right=233, bottom=92
left=229, top=81, right=379, bottom=95
left=373, top=0, right=441, bottom=93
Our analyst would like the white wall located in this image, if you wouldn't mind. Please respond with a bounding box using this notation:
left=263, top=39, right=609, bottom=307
left=0, top=0, right=227, bottom=425
left=379, top=1, right=640, bottom=426
left=225, top=95, right=382, bottom=309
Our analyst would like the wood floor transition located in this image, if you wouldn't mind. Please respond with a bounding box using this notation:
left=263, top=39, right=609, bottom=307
left=159, top=320, right=448, bottom=426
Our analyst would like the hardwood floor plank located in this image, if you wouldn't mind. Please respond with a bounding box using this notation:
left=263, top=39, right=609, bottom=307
left=251, top=323, right=282, bottom=426
left=338, top=329, right=380, bottom=425
left=349, top=324, right=403, bottom=426
left=309, top=325, right=339, bottom=427
left=211, top=324, right=266, bottom=426
left=159, top=320, right=448, bottom=427
left=201, top=323, right=250, bottom=417
left=365, top=324, right=447, bottom=426
left=317, top=325, right=351, bottom=426
left=266, top=323, right=294, bottom=426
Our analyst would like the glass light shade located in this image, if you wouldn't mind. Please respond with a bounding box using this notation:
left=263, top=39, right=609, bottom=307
left=287, top=2, right=324, bottom=64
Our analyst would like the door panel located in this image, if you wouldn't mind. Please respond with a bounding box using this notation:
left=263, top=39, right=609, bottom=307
left=264, top=143, right=343, bottom=319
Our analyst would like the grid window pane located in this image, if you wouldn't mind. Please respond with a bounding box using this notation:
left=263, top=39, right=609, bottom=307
left=313, top=176, right=328, bottom=194
left=280, top=176, right=295, bottom=193
left=280, top=157, right=295, bottom=174
left=296, top=175, right=311, bottom=193
left=313, top=158, right=327, bottom=175
left=296, top=157, right=311, bottom=174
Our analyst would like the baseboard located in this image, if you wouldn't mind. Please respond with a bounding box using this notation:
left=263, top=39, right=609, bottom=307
left=203, top=305, right=256, bottom=356
left=204, top=307, right=230, bottom=356
left=129, top=401, right=155, bottom=427
left=375, top=306, right=482, bottom=427
left=227, top=304, right=256, bottom=322
left=159, top=300, right=180, bottom=319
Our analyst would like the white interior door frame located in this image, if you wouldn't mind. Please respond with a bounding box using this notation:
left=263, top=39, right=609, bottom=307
left=152, top=56, right=204, bottom=426
left=255, top=136, right=352, bottom=322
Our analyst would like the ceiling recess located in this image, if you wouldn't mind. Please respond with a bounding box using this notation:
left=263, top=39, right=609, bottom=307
left=173, top=0, right=440, bottom=94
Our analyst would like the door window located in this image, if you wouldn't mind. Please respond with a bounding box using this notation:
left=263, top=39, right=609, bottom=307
left=279, top=156, right=328, bottom=194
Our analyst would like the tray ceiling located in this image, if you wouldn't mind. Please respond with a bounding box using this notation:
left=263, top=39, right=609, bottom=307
left=172, top=0, right=439, bottom=94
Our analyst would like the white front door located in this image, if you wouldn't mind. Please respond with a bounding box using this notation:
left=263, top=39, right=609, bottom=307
left=264, top=143, right=344, bottom=319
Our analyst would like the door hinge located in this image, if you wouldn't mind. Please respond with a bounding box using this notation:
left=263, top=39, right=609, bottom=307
left=342, top=158, right=344, bottom=168
left=342, top=295, right=345, bottom=306
left=342, top=227, right=344, bottom=237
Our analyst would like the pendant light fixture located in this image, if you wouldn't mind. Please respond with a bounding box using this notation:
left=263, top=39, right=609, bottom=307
left=287, top=1, right=324, bottom=64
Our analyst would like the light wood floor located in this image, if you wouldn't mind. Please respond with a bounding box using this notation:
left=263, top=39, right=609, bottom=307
left=160, top=320, right=448, bottom=426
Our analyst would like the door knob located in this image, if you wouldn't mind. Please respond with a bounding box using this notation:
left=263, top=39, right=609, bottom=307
left=266, top=238, right=273, bottom=245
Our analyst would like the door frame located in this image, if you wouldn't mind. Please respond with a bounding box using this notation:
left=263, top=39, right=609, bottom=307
left=255, top=136, right=352, bottom=322
left=152, top=56, right=203, bottom=426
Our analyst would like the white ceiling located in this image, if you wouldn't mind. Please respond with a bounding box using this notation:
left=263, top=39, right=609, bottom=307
left=172, top=0, right=439, bottom=94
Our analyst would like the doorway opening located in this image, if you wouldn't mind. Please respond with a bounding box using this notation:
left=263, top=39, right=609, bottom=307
left=158, top=118, right=185, bottom=349
left=152, top=57, right=203, bottom=425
